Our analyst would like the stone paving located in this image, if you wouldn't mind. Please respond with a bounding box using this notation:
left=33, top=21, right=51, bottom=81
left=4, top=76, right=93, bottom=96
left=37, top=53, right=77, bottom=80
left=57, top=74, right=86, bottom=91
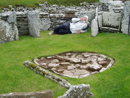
left=34, top=51, right=115, bottom=78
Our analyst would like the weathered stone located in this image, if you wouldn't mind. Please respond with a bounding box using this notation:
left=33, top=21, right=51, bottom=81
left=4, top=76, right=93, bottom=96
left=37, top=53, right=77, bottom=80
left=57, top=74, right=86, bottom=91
left=48, top=63, right=59, bottom=68
left=63, top=70, right=74, bottom=77
left=58, top=84, right=93, bottom=98
left=108, top=1, right=124, bottom=12
left=73, top=69, right=90, bottom=76
left=57, top=68, right=64, bottom=73
left=40, top=17, right=51, bottom=31
left=91, top=17, right=99, bottom=37
left=69, top=58, right=80, bottom=63
left=87, top=62, right=102, bottom=71
left=0, top=19, right=18, bottom=44
left=102, top=12, right=121, bottom=28
left=28, top=10, right=40, bottom=38
left=7, top=11, right=16, bottom=24
left=41, top=63, right=47, bottom=66
left=80, top=65, right=88, bottom=69
left=98, top=15, right=102, bottom=28
left=99, top=0, right=112, bottom=3
left=51, top=59, right=59, bottom=63
left=0, top=90, right=53, bottom=98
left=100, top=67, right=107, bottom=72
left=60, top=62, right=70, bottom=65
left=67, top=64, right=76, bottom=70
left=98, top=61, right=108, bottom=65
left=121, top=1, right=130, bottom=34
left=91, top=71, right=99, bottom=75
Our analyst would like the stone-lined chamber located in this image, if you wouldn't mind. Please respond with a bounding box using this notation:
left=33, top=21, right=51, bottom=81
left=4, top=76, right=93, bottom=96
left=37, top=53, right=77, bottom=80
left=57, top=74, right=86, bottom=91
left=24, top=57, right=94, bottom=98
left=24, top=51, right=114, bottom=98
left=33, top=51, right=115, bottom=78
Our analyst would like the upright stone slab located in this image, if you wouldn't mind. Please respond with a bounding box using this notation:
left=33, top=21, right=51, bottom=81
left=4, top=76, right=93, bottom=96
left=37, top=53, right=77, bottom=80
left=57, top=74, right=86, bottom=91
left=102, top=12, right=121, bottom=28
left=121, top=1, right=130, bottom=34
left=28, top=10, right=40, bottom=38
left=91, top=18, right=99, bottom=37
left=7, top=11, right=16, bottom=24
left=0, top=19, right=18, bottom=44
left=0, top=11, right=18, bottom=44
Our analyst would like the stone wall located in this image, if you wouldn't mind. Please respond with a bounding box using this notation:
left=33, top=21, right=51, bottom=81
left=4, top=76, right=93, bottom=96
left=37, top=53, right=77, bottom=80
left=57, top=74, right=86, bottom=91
left=0, top=1, right=129, bottom=44
left=16, top=12, right=29, bottom=36
left=0, top=2, right=99, bottom=37
left=0, top=90, right=53, bottom=98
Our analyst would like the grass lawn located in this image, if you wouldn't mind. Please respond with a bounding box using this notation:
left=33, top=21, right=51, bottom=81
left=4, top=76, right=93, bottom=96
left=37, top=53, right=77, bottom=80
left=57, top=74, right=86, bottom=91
left=0, top=0, right=99, bottom=10
left=0, top=29, right=130, bottom=98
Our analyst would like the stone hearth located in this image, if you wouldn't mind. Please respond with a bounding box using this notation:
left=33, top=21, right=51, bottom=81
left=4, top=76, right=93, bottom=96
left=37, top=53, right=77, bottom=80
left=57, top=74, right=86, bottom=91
left=33, top=51, right=114, bottom=78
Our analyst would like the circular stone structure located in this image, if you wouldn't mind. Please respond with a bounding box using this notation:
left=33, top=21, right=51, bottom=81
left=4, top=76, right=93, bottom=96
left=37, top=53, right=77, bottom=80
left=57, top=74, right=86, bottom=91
left=33, top=51, right=115, bottom=78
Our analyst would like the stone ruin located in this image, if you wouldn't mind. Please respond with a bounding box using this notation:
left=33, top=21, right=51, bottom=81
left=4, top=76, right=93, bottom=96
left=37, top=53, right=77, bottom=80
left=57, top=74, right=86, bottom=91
left=0, top=0, right=130, bottom=44
left=0, top=2, right=99, bottom=44
left=34, top=51, right=115, bottom=78
left=91, top=0, right=130, bottom=37
left=23, top=51, right=114, bottom=98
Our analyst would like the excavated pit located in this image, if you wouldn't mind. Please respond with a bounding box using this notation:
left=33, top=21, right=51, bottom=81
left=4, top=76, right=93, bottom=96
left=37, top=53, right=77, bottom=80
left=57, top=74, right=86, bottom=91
left=33, top=51, right=115, bottom=78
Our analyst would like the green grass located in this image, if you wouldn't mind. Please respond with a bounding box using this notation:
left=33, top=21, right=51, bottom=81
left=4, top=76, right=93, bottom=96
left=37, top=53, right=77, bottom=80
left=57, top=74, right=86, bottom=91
left=0, top=0, right=99, bottom=9
left=0, top=29, right=130, bottom=98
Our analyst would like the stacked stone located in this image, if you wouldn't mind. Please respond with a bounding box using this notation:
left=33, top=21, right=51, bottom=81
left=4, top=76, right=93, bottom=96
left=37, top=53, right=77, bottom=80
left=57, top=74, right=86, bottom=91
left=0, top=90, right=53, bottom=98
left=24, top=61, right=71, bottom=89
left=16, top=12, right=29, bottom=36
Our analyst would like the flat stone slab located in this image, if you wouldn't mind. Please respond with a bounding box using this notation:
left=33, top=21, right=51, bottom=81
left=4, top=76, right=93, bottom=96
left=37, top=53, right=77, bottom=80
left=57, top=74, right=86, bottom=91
left=34, top=51, right=115, bottom=78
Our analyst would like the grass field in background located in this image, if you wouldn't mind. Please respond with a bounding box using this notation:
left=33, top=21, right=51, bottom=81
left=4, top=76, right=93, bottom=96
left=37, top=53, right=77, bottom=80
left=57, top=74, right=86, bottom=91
left=0, top=29, right=130, bottom=98
left=0, top=0, right=99, bottom=9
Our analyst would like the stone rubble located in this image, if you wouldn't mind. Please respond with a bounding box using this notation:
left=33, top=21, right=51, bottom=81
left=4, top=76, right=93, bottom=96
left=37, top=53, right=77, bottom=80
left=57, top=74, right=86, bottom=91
left=24, top=61, right=94, bottom=98
left=34, top=51, right=115, bottom=78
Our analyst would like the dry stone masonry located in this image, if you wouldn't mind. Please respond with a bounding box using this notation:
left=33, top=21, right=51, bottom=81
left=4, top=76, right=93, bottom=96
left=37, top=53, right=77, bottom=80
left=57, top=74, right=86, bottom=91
left=91, top=0, right=130, bottom=37
left=0, top=90, right=53, bottom=98
left=24, top=51, right=114, bottom=98
left=0, top=0, right=130, bottom=43
left=0, top=2, right=99, bottom=44
left=33, top=51, right=115, bottom=78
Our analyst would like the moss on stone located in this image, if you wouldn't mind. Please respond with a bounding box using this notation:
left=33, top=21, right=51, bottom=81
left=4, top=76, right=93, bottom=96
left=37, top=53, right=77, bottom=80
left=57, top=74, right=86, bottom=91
left=29, top=63, right=37, bottom=68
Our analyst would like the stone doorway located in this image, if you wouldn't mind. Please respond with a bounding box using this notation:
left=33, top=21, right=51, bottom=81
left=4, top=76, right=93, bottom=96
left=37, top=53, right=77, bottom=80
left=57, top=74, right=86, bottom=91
left=33, top=51, right=115, bottom=78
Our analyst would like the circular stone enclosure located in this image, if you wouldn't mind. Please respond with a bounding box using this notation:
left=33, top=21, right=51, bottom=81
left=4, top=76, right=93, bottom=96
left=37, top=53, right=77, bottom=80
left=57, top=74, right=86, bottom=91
left=34, top=51, right=115, bottom=78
